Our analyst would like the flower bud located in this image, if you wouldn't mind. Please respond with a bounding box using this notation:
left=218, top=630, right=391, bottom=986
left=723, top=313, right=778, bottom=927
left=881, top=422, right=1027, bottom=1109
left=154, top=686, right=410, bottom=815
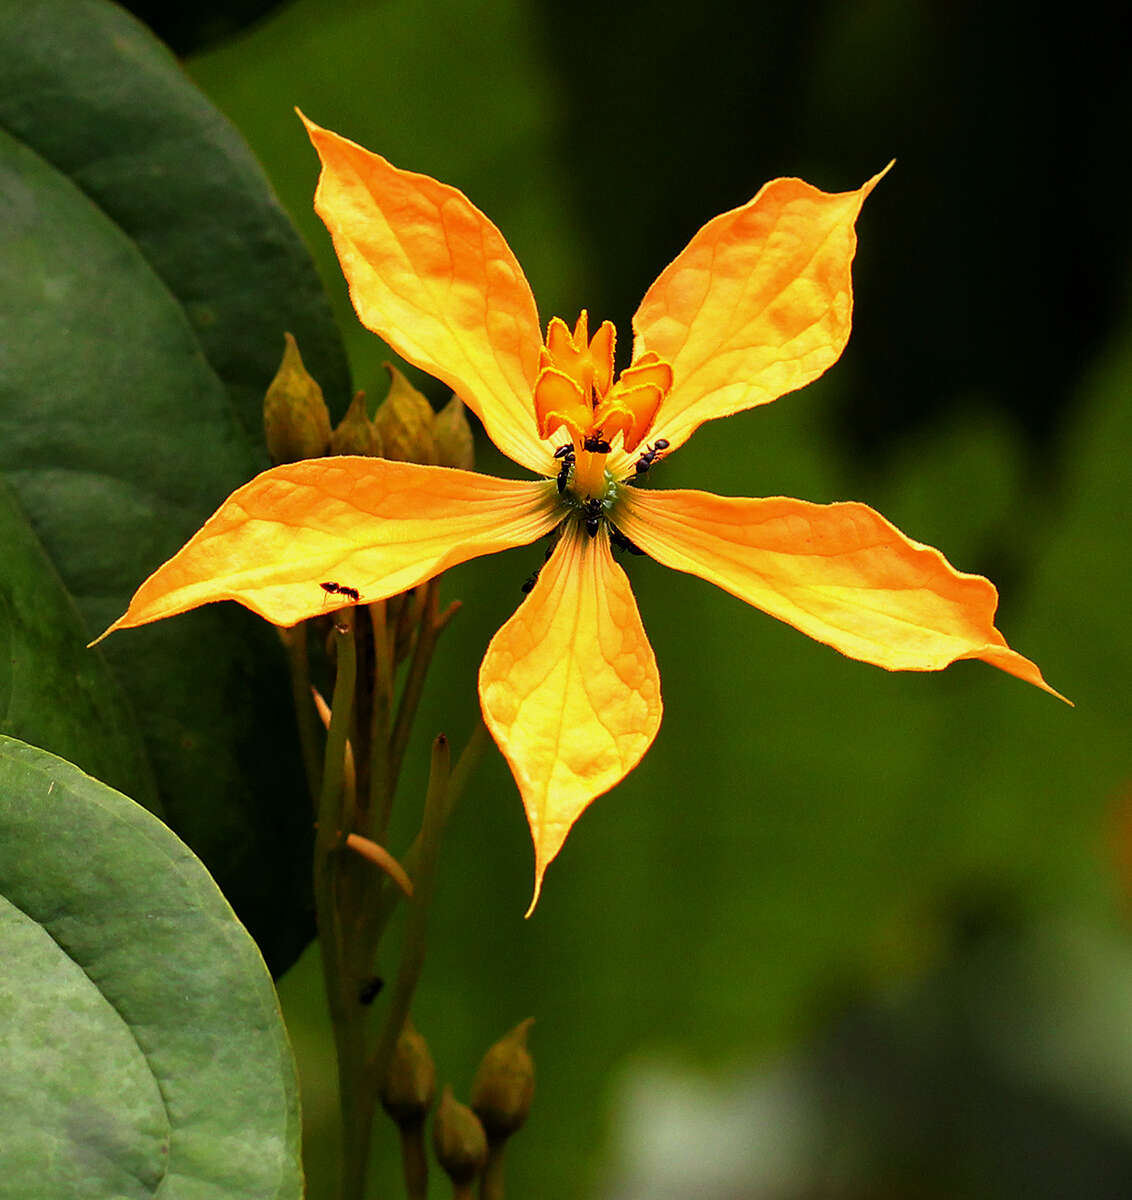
left=432, top=1085, right=487, bottom=1185
left=263, top=332, right=331, bottom=463
left=432, top=394, right=476, bottom=470
left=329, top=390, right=383, bottom=457
left=470, top=1018, right=535, bottom=1141
left=379, top=1019, right=436, bottom=1127
left=374, top=364, right=436, bottom=464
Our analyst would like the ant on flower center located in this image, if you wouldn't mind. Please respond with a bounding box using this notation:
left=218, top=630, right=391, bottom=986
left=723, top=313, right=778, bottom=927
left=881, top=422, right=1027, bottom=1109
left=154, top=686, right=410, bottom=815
left=553, top=443, right=575, bottom=495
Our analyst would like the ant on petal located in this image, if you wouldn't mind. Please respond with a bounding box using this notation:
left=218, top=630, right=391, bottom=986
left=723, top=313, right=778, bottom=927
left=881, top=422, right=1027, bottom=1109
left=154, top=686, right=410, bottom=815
left=583, top=432, right=612, bottom=454
left=520, top=528, right=561, bottom=593
left=321, top=580, right=361, bottom=603
left=609, top=526, right=645, bottom=556
left=632, top=438, right=670, bottom=480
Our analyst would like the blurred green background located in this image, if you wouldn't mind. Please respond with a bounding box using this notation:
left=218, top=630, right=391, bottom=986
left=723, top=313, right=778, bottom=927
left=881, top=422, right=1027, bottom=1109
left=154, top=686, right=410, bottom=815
left=154, top=0, right=1132, bottom=1194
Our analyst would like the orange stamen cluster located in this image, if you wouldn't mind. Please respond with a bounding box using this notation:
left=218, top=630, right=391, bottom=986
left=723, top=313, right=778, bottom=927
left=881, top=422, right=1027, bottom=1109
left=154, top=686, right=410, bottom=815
left=533, top=312, right=673, bottom=496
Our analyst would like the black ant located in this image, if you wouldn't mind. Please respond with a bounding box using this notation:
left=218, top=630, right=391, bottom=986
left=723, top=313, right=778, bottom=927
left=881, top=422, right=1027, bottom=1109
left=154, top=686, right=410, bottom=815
left=632, top=439, right=669, bottom=480
left=554, top=443, right=575, bottom=495
left=520, top=530, right=561, bottom=593
left=583, top=432, right=612, bottom=454
left=358, top=976, right=384, bottom=1006
left=582, top=497, right=604, bottom=538
left=609, top=526, right=645, bottom=556
left=320, top=580, right=361, bottom=603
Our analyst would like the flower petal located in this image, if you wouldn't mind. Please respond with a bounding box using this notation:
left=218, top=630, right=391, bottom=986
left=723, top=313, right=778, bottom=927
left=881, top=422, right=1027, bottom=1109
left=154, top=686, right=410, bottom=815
left=98, top=459, right=561, bottom=636
left=478, top=526, right=663, bottom=913
left=533, top=365, right=590, bottom=443
left=632, top=164, right=892, bottom=453
left=617, top=488, right=1066, bottom=700
left=300, top=113, right=551, bottom=475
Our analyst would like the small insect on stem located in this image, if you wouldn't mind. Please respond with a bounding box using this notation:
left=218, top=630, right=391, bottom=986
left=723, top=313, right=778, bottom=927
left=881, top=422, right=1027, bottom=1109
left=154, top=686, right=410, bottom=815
left=358, top=976, right=384, bottom=1006
left=320, top=580, right=361, bottom=603
left=632, top=438, right=670, bottom=480
left=583, top=431, right=612, bottom=453
left=554, top=442, right=576, bottom=495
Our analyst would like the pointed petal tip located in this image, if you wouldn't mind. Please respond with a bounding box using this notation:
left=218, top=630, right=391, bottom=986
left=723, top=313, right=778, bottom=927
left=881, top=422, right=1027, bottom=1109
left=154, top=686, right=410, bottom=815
left=522, top=874, right=544, bottom=920
left=863, top=159, right=896, bottom=196
left=979, top=645, right=1072, bottom=706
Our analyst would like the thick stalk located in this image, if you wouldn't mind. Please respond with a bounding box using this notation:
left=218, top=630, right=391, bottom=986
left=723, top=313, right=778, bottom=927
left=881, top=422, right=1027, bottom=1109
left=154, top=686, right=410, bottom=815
left=278, top=621, right=322, bottom=807
left=368, top=598, right=394, bottom=841
left=370, top=720, right=489, bottom=951
left=371, top=735, right=451, bottom=1092
left=398, top=1122, right=429, bottom=1200
left=479, top=1144, right=507, bottom=1200
left=311, top=612, right=371, bottom=1200
left=388, top=579, right=462, bottom=803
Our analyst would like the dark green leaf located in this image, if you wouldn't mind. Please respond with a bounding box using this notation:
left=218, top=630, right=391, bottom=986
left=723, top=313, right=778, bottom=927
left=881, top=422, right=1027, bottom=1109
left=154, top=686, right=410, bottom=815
left=0, top=736, right=302, bottom=1200
left=0, top=0, right=347, bottom=972
left=0, top=479, right=157, bottom=810
left=122, top=0, right=293, bottom=58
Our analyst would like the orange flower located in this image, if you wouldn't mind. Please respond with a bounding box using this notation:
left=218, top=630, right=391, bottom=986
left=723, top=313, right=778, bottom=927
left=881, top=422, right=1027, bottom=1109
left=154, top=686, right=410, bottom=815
left=103, top=116, right=1064, bottom=909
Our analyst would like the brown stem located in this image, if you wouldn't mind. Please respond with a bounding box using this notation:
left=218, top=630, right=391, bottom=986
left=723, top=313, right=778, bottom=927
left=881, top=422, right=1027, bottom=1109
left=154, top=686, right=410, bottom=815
left=278, top=622, right=323, bottom=809
left=479, top=1142, right=507, bottom=1200
left=398, top=1121, right=429, bottom=1200
left=370, top=735, right=451, bottom=1092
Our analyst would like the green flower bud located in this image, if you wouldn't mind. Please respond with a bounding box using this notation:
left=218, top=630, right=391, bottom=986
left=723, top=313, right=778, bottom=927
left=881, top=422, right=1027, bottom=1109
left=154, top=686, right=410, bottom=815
left=470, top=1018, right=535, bottom=1141
left=379, top=1019, right=436, bottom=1128
left=329, top=390, right=383, bottom=457
left=374, top=364, right=436, bottom=464
left=263, top=332, right=331, bottom=463
left=433, top=1085, right=487, bottom=1186
left=432, top=394, right=476, bottom=470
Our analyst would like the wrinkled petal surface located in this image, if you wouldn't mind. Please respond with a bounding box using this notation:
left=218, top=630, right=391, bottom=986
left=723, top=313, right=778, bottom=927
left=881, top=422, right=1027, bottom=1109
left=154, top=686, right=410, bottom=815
left=632, top=165, right=891, bottom=453
left=301, top=113, right=551, bottom=475
left=617, top=488, right=1065, bottom=699
left=100, top=459, right=561, bottom=635
left=479, top=526, right=662, bottom=912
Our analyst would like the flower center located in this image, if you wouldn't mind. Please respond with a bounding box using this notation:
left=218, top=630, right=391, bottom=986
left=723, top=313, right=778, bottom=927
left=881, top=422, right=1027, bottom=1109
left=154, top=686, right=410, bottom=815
left=533, top=311, right=673, bottom=499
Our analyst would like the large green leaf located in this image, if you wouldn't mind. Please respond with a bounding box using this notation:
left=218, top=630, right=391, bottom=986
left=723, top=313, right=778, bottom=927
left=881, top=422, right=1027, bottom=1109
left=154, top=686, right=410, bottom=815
left=0, top=736, right=303, bottom=1200
left=0, top=479, right=157, bottom=810
left=0, top=0, right=350, bottom=439
left=0, top=0, right=350, bottom=972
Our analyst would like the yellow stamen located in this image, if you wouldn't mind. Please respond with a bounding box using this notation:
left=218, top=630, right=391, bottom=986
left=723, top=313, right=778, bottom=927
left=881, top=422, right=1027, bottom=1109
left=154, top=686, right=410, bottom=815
left=537, top=314, right=674, bottom=496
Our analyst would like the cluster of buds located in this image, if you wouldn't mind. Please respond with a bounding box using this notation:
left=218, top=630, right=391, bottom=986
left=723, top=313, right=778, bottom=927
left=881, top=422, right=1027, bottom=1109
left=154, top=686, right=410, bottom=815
left=380, top=1018, right=535, bottom=1199
left=263, top=333, right=474, bottom=470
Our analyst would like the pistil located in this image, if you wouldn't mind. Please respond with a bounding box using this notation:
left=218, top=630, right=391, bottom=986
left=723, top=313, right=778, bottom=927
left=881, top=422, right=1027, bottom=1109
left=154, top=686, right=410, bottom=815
left=570, top=442, right=608, bottom=499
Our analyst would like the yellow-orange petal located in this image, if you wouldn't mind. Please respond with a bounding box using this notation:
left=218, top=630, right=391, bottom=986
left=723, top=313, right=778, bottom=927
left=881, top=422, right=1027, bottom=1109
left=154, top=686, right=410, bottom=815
left=588, top=319, right=616, bottom=397
left=533, top=365, right=591, bottom=443
left=616, top=488, right=1067, bottom=700
left=300, top=113, right=551, bottom=476
left=593, top=383, right=665, bottom=455
left=632, top=164, right=892, bottom=453
left=546, top=315, right=579, bottom=363
left=478, top=525, right=663, bottom=913
left=596, top=353, right=674, bottom=454
left=97, top=458, right=562, bottom=637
